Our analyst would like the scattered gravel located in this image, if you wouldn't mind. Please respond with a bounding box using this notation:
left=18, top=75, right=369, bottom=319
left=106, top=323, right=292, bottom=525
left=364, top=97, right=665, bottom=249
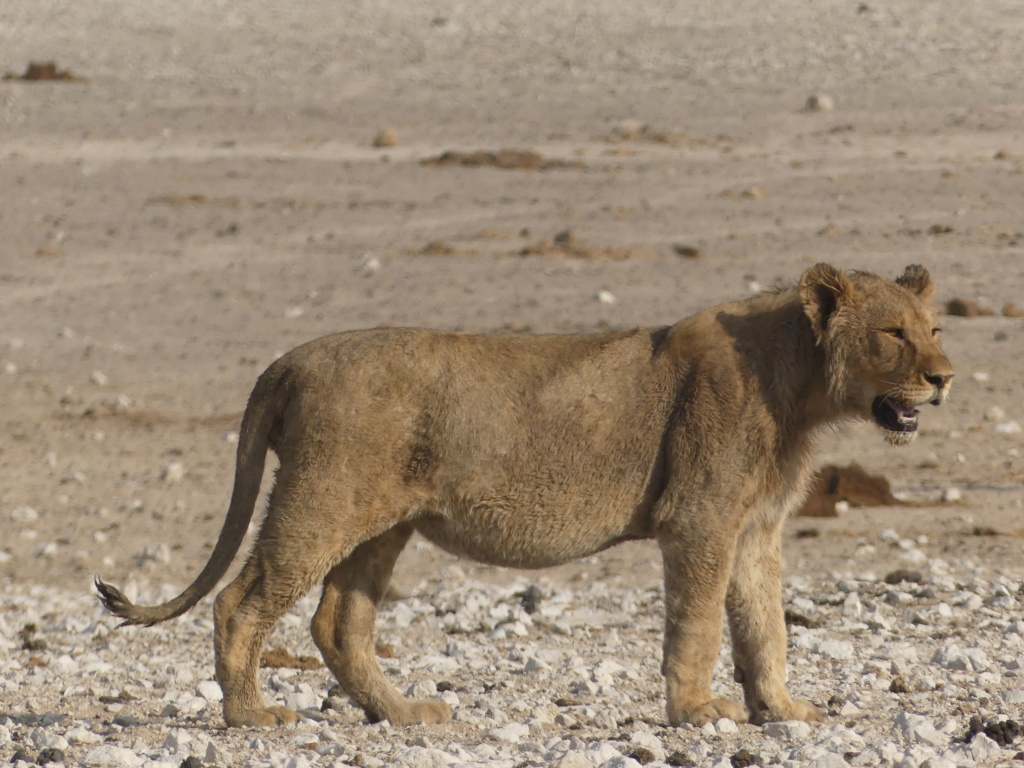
left=2, top=554, right=1023, bottom=767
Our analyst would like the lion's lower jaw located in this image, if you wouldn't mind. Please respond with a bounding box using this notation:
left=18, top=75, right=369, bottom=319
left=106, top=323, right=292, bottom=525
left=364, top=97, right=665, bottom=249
left=881, top=427, right=918, bottom=447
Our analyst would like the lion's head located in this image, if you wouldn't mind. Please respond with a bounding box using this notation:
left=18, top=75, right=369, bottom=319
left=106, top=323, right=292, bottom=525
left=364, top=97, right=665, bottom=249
left=800, top=263, right=953, bottom=445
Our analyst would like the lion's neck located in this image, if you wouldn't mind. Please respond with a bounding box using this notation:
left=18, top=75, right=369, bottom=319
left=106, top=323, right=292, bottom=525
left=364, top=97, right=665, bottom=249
left=734, top=288, right=836, bottom=438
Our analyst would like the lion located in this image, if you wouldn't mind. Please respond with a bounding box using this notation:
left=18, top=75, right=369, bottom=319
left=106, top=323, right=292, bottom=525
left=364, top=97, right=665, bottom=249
left=96, top=263, right=953, bottom=729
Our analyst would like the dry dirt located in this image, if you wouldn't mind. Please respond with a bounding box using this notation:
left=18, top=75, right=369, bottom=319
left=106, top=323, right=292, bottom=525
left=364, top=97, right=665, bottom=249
left=1, top=0, right=1023, bottom=762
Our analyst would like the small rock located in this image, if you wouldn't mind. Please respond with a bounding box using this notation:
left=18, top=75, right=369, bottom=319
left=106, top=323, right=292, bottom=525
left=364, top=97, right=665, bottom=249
left=11, top=506, right=39, bottom=522
left=406, top=680, right=437, bottom=698
left=596, top=290, right=617, bottom=304
left=291, top=733, right=319, bottom=749
left=66, top=727, right=103, bottom=745
left=30, top=730, right=69, bottom=750
left=161, top=462, right=185, bottom=483
left=196, top=680, right=223, bottom=701
left=932, top=644, right=990, bottom=672
left=164, top=729, right=191, bottom=753
left=487, top=722, right=530, bottom=742
left=90, top=370, right=109, bottom=386
left=36, top=747, right=65, bottom=765
left=940, top=487, right=961, bottom=503
left=629, top=732, right=665, bottom=762
left=673, top=244, right=702, bottom=258
left=889, top=676, right=911, bottom=694
left=805, top=94, right=834, bottom=112
left=716, top=717, right=739, bottom=734
left=985, top=405, right=1007, bottom=422
left=391, top=746, right=457, bottom=766
left=730, top=748, right=758, bottom=767
left=966, top=732, right=1003, bottom=761
left=554, top=752, right=594, bottom=768
left=84, top=744, right=141, bottom=767
left=763, top=720, right=813, bottom=740
left=373, top=129, right=399, bottom=148
left=884, top=569, right=923, bottom=585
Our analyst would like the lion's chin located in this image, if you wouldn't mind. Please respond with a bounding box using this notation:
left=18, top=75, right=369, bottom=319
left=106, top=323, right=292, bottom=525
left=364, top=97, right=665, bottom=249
left=881, top=427, right=918, bottom=447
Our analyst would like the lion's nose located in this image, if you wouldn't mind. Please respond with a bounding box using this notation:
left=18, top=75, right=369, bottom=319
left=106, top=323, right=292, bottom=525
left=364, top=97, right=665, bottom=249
left=925, top=372, right=954, bottom=388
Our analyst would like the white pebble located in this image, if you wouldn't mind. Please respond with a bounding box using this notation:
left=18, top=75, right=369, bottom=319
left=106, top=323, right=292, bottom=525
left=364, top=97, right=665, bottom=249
left=11, top=506, right=39, bottom=522
left=84, top=745, right=142, bottom=767
left=940, top=487, right=961, bottom=502
left=66, top=726, right=104, bottom=745
left=715, top=717, right=739, bottom=733
left=984, top=405, right=1007, bottom=421
left=163, top=729, right=191, bottom=752
left=931, top=643, right=990, bottom=672
left=29, top=729, right=68, bottom=750
left=37, top=542, right=59, bottom=557
left=966, top=732, right=1003, bottom=761
left=596, top=290, right=617, bottom=304
left=196, top=680, right=223, bottom=701
left=406, top=680, right=438, bottom=698
left=391, top=747, right=456, bottom=767
left=487, top=722, right=530, bottom=742
left=161, top=462, right=185, bottom=483
left=90, top=370, right=109, bottom=386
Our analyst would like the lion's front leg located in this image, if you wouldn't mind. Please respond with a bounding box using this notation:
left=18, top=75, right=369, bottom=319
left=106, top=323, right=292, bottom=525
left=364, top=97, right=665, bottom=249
left=726, top=523, right=822, bottom=724
left=658, top=529, right=748, bottom=727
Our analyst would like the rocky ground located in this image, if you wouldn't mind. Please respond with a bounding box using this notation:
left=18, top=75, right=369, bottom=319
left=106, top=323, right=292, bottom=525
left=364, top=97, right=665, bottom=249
left=2, top=0, right=1024, bottom=766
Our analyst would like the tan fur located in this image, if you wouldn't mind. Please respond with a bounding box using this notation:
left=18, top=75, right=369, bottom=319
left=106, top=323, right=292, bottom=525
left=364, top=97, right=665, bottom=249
left=96, top=263, right=953, bottom=728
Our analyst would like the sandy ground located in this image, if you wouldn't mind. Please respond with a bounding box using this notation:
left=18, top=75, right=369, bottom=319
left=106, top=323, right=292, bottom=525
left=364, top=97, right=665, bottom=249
left=1, top=0, right=1024, bottom=759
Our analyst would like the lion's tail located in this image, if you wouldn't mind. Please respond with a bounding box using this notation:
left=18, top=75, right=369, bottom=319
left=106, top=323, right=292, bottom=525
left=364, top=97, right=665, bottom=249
left=95, top=363, right=289, bottom=627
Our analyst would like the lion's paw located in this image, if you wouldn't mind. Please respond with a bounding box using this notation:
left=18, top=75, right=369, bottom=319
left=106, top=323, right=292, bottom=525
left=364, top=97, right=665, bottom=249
left=225, top=705, right=300, bottom=728
left=751, top=698, right=824, bottom=725
left=669, top=697, right=748, bottom=727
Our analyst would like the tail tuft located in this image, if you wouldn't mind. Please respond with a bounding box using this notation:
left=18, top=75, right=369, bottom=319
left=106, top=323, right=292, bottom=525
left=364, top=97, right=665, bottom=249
left=95, top=577, right=155, bottom=627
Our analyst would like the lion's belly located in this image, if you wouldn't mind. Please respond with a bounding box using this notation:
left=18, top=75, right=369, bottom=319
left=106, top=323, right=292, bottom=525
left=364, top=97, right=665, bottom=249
left=413, top=499, right=649, bottom=569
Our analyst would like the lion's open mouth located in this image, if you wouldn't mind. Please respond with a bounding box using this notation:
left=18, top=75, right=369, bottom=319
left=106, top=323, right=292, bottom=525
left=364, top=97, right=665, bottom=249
left=872, top=396, right=919, bottom=433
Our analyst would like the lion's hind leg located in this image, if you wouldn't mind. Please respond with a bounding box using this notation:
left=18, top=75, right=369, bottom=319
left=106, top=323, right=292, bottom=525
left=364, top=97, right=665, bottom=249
left=311, top=523, right=451, bottom=727
left=213, top=476, right=347, bottom=727
left=213, top=557, right=304, bottom=727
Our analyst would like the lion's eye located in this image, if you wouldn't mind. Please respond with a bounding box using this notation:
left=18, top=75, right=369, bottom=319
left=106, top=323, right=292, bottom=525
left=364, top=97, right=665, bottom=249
left=932, top=327, right=941, bottom=337
left=884, top=328, right=905, bottom=340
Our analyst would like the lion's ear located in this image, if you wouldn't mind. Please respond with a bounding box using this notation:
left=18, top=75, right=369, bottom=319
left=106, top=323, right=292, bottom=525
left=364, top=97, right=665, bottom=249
left=894, top=264, right=935, bottom=300
left=799, top=263, right=854, bottom=342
